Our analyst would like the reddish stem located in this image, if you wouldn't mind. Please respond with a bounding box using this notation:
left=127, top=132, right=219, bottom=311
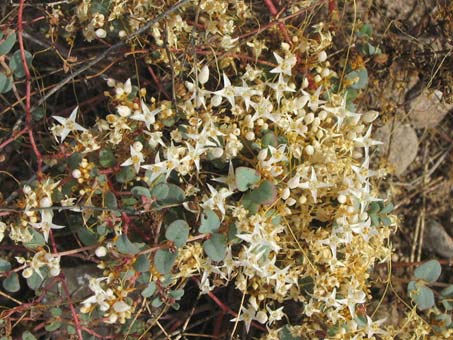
left=59, top=274, right=84, bottom=340
left=263, top=0, right=292, bottom=45
left=17, top=0, right=43, bottom=179
left=0, top=128, right=28, bottom=150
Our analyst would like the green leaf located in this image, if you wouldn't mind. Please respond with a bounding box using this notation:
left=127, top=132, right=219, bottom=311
left=368, top=201, right=380, bottom=214
left=242, top=180, right=277, bottom=213
left=0, top=32, right=16, bottom=56
left=116, top=166, right=135, bottom=183
left=26, top=267, right=47, bottom=290
left=99, top=149, right=116, bottom=167
left=165, top=220, right=190, bottom=248
left=68, top=152, right=83, bottom=170
left=408, top=281, right=435, bottom=310
left=131, top=186, right=151, bottom=199
left=279, top=325, right=299, bottom=340
left=116, top=234, right=141, bottom=255
left=104, top=191, right=117, bottom=209
left=380, top=202, right=394, bottom=214
left=3, top=272, right=20, bottom=293
left=31, top=107, right=45, bottom=121
left=134, top=254, right=150, bottom=272
left=235, top=167, right=261, bottom=192
left=203, top=233, right=227, bottom=262
left=151, top=297, right=163, bottom=308
left=154, top=249, right=177, bottom=274
left=9, top=50, right=33, bottom=78
left=357, top=23, right=372, bottom=38
left=76, top=227, right=98, bottom=246
left=169, top=289, right=184, bottom=300
left=370, top=214, right=379, bottom=227
left=141, top=281, right=156, bottom=298
left=414, top=260, right=441, bottom=282
left=199, top=209, right=221, bottom=233
left=345, top=68, right=368, bottom=90
left=152, top=183, right=185, bottom=209
left=50, top=307, right=62, bottom=317
left=262, top=132, right=278, bottom=148
left=45, top=321, right=61, bottom=332
left=22, top=331, right=37, bottom=340
left=380, top=216, right=392, bottom=226
left=0, top=73, right=12, bottom=94
left=0, top=259, right=11, bottom=272
left=24, top=229, right=46, bottom=249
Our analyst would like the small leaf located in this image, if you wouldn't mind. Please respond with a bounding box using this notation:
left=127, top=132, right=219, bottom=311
left=380, top=203, right=394, bottom=214
left=380, top=216, right=392, bottom=226
left=45, top=321, right=61, bottom=332
left=414, top=259, right=441, bottom=282
left=131, top=186, right=151, bottom=199
left=68, top=152, right=83, bottom=170
left=134, top=254, right=150, bottom=272
left=169, top=289, right=184, bottom=300
left=0, top=259, right=11, bottom=272
left=0, top=73, right=12, bottom=94
left=151, top=183, right=170, bottom=200
left=76, top=227, right=98, bottom=246
left=279, top=325, right=299, bottom=340
left=26, top=268, right=47, bottom=290
left=408, top=281, right=435, bottom=310
left=104, top=191, right=117, bottom=209
left=22, top=331, right=37, bottom=340
left=151, top=297, right=163, bottom=308
left=345, top=68, right=368, bottom=90
left=165, top=220, right=190, bottom=248
left=3, top=272, right=20, bottom=293
left=99, top=149, right=116, bottom=167
left=368, top=201, right=381, bottom=214
left=153, top=183, right=185, bottom=209
left=115, top=166, right=135, bottom=183
left=262, top=132, right=278, bottom=148
left=235, top=167, right=261, bottom=192
left=141, top=282, right=156, bottom=298
left=203, top=233, right=227, bottom=262
left=50, top=307, right=62, bottom=317
left=199, top=209, right=221, bottom=233
left=24, top=229, right=46, bottom=249
left=0, top=32, right=16, bottom=56
left=9, top=50, right=33, bottom=78
left=242, top=180, right=277, bottom=212
left=116, top=234, right=140, bottom=255
left=154, top=249, right=177, bottom=274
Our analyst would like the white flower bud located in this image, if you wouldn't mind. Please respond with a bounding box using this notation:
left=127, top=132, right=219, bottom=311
left=39, top=197, right=52, bottom=208
left=117, top=105, right=131, bottom=117
left=318, top=50, right=328, bottom=62
left=95, top=246, right=107, bottom=257
left=338, top=194, right=347, bottom=204
left=118, top=30, right=127, bottom=38
left=50, top=267, right=60, bottom=276
left=133, top=141, right=143, bottom=152
left=245, top=131, right=255, bottom=141
left=106, top=78, right=116, bottom=87
left=199, top=65, right=210, bottom=85
left=281, top=187, right=291, bottom=200
left=72, top=169, right=82, bottom=179
left=95, top=28, right=107, bottom=39
left=305, top=145, right=315, bottom=155
left=113, top=301, right=131, bottom=313
left=298, top=195, right=307, bottom=204
left=314, top=74, right=322, bottom=83
left=23, top=185, right=32, bottom=194
left=22, top=267, right=33, bottom=278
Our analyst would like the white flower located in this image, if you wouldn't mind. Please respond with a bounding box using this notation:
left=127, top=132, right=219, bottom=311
left=213, top=73, right=236, bottom=107
left=117, top=105, right=132, bottom=117
left=52, top=106, right=87, bottom=142
left=201, top=184, right=234, bottom=218
left=270, top=52, right=297, bottom=76
left=130, top=100, right=161, bottom=129
left=121, top=142, right=144, bottom=174
left=198, top=65, right=210, bottom=85
left=29, top=210, right=65, bottom=243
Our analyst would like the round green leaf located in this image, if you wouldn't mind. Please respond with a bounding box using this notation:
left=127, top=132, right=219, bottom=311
left=414, top=259, right=441, bottom=282
left=0, top=32, right=16, bottom=56
left=345, top=68, right=368, bottom=90
left=116, top=234, right=141, bottom=255
left=408, top=280, right=435, bottom=310
left=26, top=267, right=47, bottom=290
left=0, top=73, right=12, bottom=94
left=104, top=191, right=117, bottom=209
left=3, top=272, right=20, bottom=293
left=115, top=166, right=135, bottom=183
left=165, top=220, right=189, bottom=248
left=154, top=249, right=177, bottom=274
left=24, top=229, right=46, bottom=249
left=134, top=254, right=150, bottom=272
left=131, top=186, right=151, bottom=199
left=141, top=281, right=156, bottom=298
left=203, top=233, right=227, bottom=262
left=9, top=49, right=33, bottom=78
left=235, top=167, right=261, bottom=192
left=199, top=209, right=221, bottom=233
left=22, top=331, right=37, bottom=340
left=99, top=149, right=116, bottom=167
left=0, top=259, right=11, bottom=272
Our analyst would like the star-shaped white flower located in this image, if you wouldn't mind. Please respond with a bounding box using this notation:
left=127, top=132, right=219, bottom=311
left=353, top=125, right=383, bottom=159
left=212, top=73, right=236, bottom=107
left=270, top=52, right=297, bottom=76
left=298, top=167, right=331, bottom=202
left=121, top=142, right=144, bottom=174
left=52, top=106, right=87, bottom=142
left=130, top=100, right=161, bottom=130
left=30, top=210, right=65, bottom=243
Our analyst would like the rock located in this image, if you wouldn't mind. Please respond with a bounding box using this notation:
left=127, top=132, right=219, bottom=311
left=407, top=89, right=453, bottom=129
left=375, top=122, right=419, bottom=176
left=423, top=220, right=453, bottom=258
